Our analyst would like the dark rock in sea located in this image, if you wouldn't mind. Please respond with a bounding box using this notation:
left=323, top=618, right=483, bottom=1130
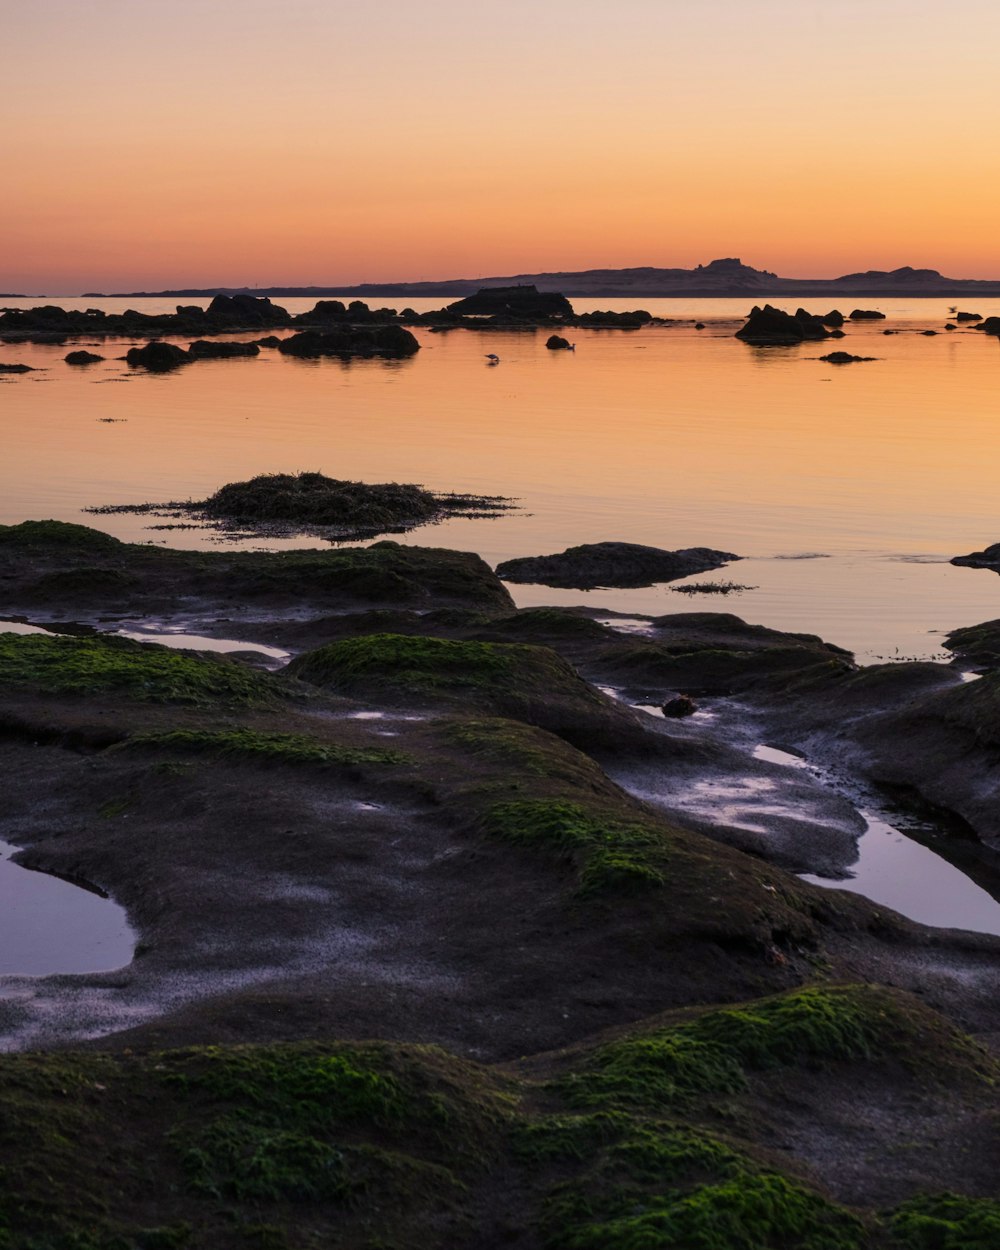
left=922, top=329, right=938, bottom=336
left=977, top=316, right=1000, bottom=336
left=446, top=285, right=573, bottom=319
left=187, top=339, right=261, bottom=359
left=694, top=321, right=705, bottom=330
left=496, top=542, right=741, bottom=589
left=295, top=299, right=396, bottom=325
left=828, top=329, right=846, bottom=338
left=956, top=311, right=982, bottom=321
left=175, top=304, right=203, bottom=316
left=820, top=309, right=845, bottom=327
left=735, top=304, right=830, bottom=345
left=546, top=334, right=571, bottom=350
left=124, top=341, right=191, bottom=371
left=205, top=294, right=289, bottom=326
left=849, top=309, right=887, bottom=320
left=255, top=336, right=283, bottom=348
left=0, top=361, right=35, bottom=373
left=662, top=694, right=698, bottom=718
left=945, top=323, right=957, bottom=330
left=951, top=541, right=1000, bottom=572
left=64, top=350, right=104, bottom=364
left=819, top=351, right=875, bottom=363
left=277, top=325, right=420, bottom=359
left=883, top=329, right=896, bottom=335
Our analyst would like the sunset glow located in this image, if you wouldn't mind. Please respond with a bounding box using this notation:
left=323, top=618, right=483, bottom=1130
left=6, top=0, right=1000, bottom=292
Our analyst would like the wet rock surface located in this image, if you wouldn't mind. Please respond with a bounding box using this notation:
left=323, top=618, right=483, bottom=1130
left=496, top=541, right=741, bottom=588
left=6, top=528, right=1000, bottom=1246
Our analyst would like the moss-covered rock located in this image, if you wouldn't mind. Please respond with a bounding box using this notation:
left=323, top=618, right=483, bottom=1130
left=286, top=633, right=642, bottom=751
left=0, top=634, right=284, bottom=707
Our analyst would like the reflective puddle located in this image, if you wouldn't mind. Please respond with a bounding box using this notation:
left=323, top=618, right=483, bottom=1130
left=0, top=841, right=134, bottom=976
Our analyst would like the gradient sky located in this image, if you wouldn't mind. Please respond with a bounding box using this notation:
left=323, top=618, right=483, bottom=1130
left=5, top=0, right=1000, bottom=291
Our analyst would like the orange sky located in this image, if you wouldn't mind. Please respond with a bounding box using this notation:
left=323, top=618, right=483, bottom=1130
left=5, top=0, right=1000, bottom=292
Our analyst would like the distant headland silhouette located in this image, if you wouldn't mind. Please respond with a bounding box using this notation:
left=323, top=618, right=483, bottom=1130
left=91, top=257, right=1000, bottom=300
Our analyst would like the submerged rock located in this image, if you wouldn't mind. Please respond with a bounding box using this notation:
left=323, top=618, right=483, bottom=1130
left=496, top=542, right=741, bottom=589
left=0, top=361, right=35, bottom=373
left=849, top=309, right=887, bottom=320
left=818, top=351, right=875, bottom=363
left=662, top=694, right=698, bottom=718
left=64, top=350, right=104, bottom=364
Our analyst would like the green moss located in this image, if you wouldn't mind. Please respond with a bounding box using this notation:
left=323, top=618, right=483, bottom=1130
left=443, top=719, right=611, bottom=788
left=176, top=1116, right=426, bottom=1204
left=123, top=729, right=408, bottom=768
left=0, top=634, right=283, bottom=707
left=0, top=520, right=121, bottom=551
left=548, top=1171, right=866, bottom=1250
left=481, top=608, right=614, bottom=641
left=561, top=986, right=969, bottom=1111
left=288, top=633, right=514, bottom=690
left=889, top=1192, right=1000, bottom=1248
left=481, top=798, right=667, bottom=896
left=513, top=1113, right=629, bottom=1163
left=158, top=1042, right=512, bottom=1156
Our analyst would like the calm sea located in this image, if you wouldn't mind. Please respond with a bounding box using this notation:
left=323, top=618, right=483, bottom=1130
left=3, top=294, right=1000, bottom=663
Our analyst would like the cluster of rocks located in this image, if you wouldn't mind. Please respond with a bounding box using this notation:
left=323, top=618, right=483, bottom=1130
left=0, top=285, right=665, bottom=346
left=735, top=304, right=845, bottom=345
left=123, top=323, right=420, bottom=370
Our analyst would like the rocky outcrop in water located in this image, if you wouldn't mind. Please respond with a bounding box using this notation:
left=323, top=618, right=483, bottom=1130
left=951, top=541, right=1000, bottom=571
left=64, top=350, right=104, bottom=364
left=546, top=334, right=572, bottom=350
left=496, top=541, right=741, bottom=589
left=849, top=309, right=886, bottom=320
left=735, top=305, right=832, bottom=345
left=124, top=341, right=191, bottom=371
left=819, top=351, right=875, bottom=363
left=277, top=325, right=420, bottom=359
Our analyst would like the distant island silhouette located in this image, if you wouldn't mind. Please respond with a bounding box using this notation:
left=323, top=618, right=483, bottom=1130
left=90, top=257, right=1000, bottom=299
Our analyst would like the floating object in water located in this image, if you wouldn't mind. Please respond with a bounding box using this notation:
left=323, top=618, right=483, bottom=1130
left=485, top=353, right=500, bottom=365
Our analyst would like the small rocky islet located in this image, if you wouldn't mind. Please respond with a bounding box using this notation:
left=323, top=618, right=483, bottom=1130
left=5, top=517, right=1000, bottom=1245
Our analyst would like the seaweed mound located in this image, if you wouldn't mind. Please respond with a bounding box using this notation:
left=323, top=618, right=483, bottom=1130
left=198, top=471, right=489, bottom=536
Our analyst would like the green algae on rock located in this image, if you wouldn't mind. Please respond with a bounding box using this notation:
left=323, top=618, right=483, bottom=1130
left=286, top=632, right=643, bottom=751
left=88, top=470, right=515, bottom=541
left=0, top=633, right=285, bottom=707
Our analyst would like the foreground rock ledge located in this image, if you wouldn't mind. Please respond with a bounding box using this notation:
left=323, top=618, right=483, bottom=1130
left=4, top=523, right=1000, bottom=1246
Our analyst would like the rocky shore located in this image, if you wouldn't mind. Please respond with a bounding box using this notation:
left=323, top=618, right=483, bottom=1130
left=3, top=519, right=1000, bottom=1245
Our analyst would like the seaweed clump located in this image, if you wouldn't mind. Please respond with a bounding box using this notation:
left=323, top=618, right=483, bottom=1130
left=90, top=471, right=514, bottom=540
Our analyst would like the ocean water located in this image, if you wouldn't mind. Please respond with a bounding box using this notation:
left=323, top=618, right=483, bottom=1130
left=3, top=295, right=1000, bottom=662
